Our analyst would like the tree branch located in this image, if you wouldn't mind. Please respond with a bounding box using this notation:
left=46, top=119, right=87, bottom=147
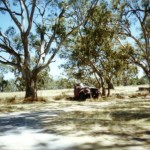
left=0, top=7, right=21, bottom=15
left=0, top=56, right=19, bottom=68
left=0, top=43, right=21, bottom=61
left=2, top=0, right=22, bottom=32
left=21, top=0, right=30, bottom=23
left=26, top=0, right=37, bottom=35
left=0, top=31, right=22, bottom=65
left=33, top=0, right=99, bottom=74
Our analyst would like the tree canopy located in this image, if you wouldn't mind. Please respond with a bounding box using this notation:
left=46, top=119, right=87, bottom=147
left=112, top=0, right=150, bottom=84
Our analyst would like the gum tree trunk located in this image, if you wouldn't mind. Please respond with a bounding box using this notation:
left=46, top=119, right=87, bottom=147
left=23, top=67, right=37, bottom=100
left=106, top=79, right=114, bottom=97
left=25, top=77, right=36, bottom=98
left=100, top=78, right=106, bottom=97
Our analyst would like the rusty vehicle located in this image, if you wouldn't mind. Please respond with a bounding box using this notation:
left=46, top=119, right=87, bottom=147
left=74, top=83, right=99, bottom=100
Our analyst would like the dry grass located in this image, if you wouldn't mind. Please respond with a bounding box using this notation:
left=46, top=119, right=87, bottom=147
left=0, top=85, right=149, bottom=105
left=0, top=96, right=23, bottom=105
left=0, top=89, right=73, bottom=99
left=37, top=89, right=73, bottom=98
left=23, top=96, right=47, bottom=103
left=0, top=89, right=73, bottom=103
left=53, top=92, right=68, bottom=100
left=0, top=85, right=150, bottom=150
left=53, top=92, right=74, bottom=101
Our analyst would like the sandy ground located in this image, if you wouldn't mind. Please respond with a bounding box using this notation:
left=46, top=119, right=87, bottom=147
left=0, top=85, right=150, bottom=150
left=0, top=84, right=148, bottom=98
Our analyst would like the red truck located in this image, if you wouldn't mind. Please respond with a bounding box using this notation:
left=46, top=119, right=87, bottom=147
left=74, top=83, right=99, bottom=100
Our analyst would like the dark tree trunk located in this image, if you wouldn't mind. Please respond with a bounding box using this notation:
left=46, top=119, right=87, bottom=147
left=102, top=86, right=106, bottom=96
left=0, top=80, right=7, bottom=92
left=25, top=77, right=37, bottom=99
left=147, top=74, right=150, bottom=93
left=106, top=80, right=114, bottom=97
left=101, top=80, right=106, bottom=96
left=23, top=68, right=38, bottom=100
left=107, top=88, right=110, bottom=97
left=108, top=82, right=114, bottom=89
left=144, top=71, right=150, bottom=93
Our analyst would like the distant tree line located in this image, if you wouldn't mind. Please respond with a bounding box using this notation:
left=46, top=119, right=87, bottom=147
left=0, top=74, right=148, bottom=92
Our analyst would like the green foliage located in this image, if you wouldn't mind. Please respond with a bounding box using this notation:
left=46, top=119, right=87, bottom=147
left=37, top=68, right=51, bottom=90
left=4, top=79, right=16, bottom=92
left=55, top=20, right=66, bottom=38
left=0, top=65, right=10, bottom=92
left=55, top=78, right=73, bottom=89
left=36, top=24, right=47, bottom=35
left=136, top=76, right=148, bottom=85
left=111, top=0, right=150, bottom=85
left=61, top=2, right=129, bottom=94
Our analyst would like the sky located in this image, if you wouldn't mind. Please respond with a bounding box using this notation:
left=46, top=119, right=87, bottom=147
left=48, top=57, right=65, bottom=79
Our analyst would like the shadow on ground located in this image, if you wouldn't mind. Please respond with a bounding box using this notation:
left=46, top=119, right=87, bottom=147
left=0, top=99, right=150, bottom=150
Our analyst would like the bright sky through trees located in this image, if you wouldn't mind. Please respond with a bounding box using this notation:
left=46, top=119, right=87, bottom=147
left=0, top=7, right=64, bottom=80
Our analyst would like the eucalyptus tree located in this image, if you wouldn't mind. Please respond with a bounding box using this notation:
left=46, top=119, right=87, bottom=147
left=0, top=0, right=98, bottom=100
left=111, top=0, right=150, bottom=85
left=61, top=2, right=124, bottom=96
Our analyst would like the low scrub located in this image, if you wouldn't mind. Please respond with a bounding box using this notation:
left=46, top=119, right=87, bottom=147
left=0, top=96, right=23, bottom=104
left=0, top=96, right=47, bottom=104
left=23, top=96, right=47, bottom=103
left=110, top=110, right=150, bottom=121
left=53, top=92, right=72, bottom=100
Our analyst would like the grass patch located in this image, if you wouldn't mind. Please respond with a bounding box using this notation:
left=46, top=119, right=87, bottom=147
left=110, top=110, right=150, bottom=121
left=0, top=105, right=25, bottom=113
left=0, top=106, right=14, bottom=113
left=0, top=96, right=23, bottom=104
left=5, top=96, right=16, bottom=103
left=23, top=96, right=47, bottom=103
left=53, top=92, right=72, bottom=100
left=0, top=96, right=47, bottom=105
left=128, top=92, right=149, bottom=98
left=57, top=110, right=110, bottom=121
